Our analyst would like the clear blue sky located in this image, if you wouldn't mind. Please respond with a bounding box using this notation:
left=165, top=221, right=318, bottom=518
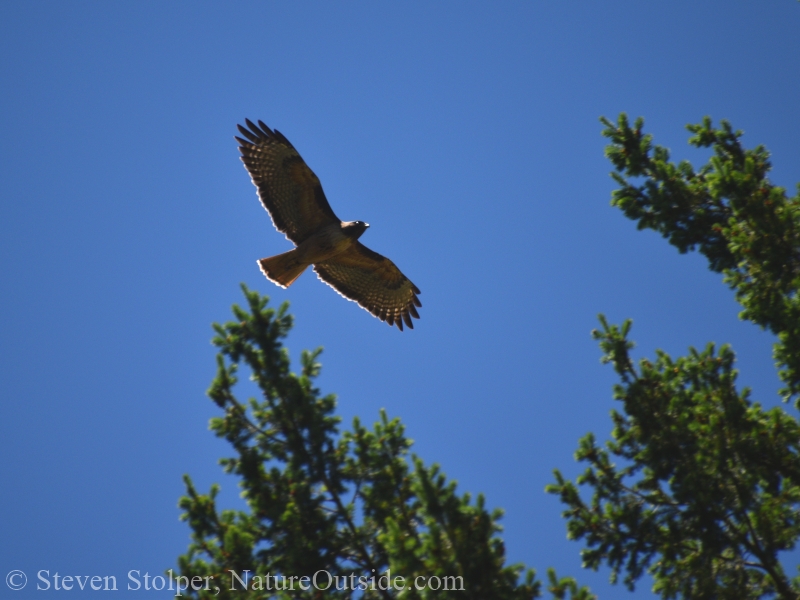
left=1, top=2, right=799, bottom=597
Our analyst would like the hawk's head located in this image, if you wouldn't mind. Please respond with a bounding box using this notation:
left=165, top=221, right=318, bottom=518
left=342, top=220, right=369, bottom=239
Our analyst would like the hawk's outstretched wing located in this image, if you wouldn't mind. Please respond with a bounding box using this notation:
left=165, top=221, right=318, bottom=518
left=314, top=243, right=422, bottom=331
left=236, top=119, right=340, bottom=245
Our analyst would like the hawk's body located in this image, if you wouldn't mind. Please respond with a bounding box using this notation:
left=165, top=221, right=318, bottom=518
left=236, top=119, right=421, bottom=330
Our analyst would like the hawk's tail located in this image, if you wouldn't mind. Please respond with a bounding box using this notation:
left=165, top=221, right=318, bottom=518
left=258, top=250, right=309, bottom=288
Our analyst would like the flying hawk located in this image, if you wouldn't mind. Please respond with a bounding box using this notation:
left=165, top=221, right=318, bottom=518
left=236, top=119, right=421, bottom=331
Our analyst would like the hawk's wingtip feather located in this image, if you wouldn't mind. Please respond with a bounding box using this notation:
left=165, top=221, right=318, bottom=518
left=257, top=120, right=273, bottom=136
left=238, top=127, right=259, bottom=144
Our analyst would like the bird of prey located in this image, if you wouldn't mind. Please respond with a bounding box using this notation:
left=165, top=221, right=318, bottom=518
left=235, top=119, right=421, bottom=331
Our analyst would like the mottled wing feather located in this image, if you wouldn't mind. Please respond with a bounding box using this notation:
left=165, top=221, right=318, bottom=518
left=314, top=243, right=421, bottom=331
left=236, top=119, right=340, bottom=245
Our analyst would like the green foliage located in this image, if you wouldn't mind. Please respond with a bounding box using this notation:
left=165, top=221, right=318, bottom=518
left=599, top=113, right=800, bottom=403
left=549, top=115, right=800, bottom=599
left=549, top=318, right=800, bottom=598
left=177, top=285, right=587, bottom=599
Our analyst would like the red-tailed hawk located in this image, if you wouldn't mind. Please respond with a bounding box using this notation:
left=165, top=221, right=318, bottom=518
left=236, top=119, right=421, bottom=331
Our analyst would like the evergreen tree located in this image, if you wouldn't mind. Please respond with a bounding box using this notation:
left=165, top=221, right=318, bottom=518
left=548, top=115, right=800, bottom=599
left=176, top=286, right=592, bottom=599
